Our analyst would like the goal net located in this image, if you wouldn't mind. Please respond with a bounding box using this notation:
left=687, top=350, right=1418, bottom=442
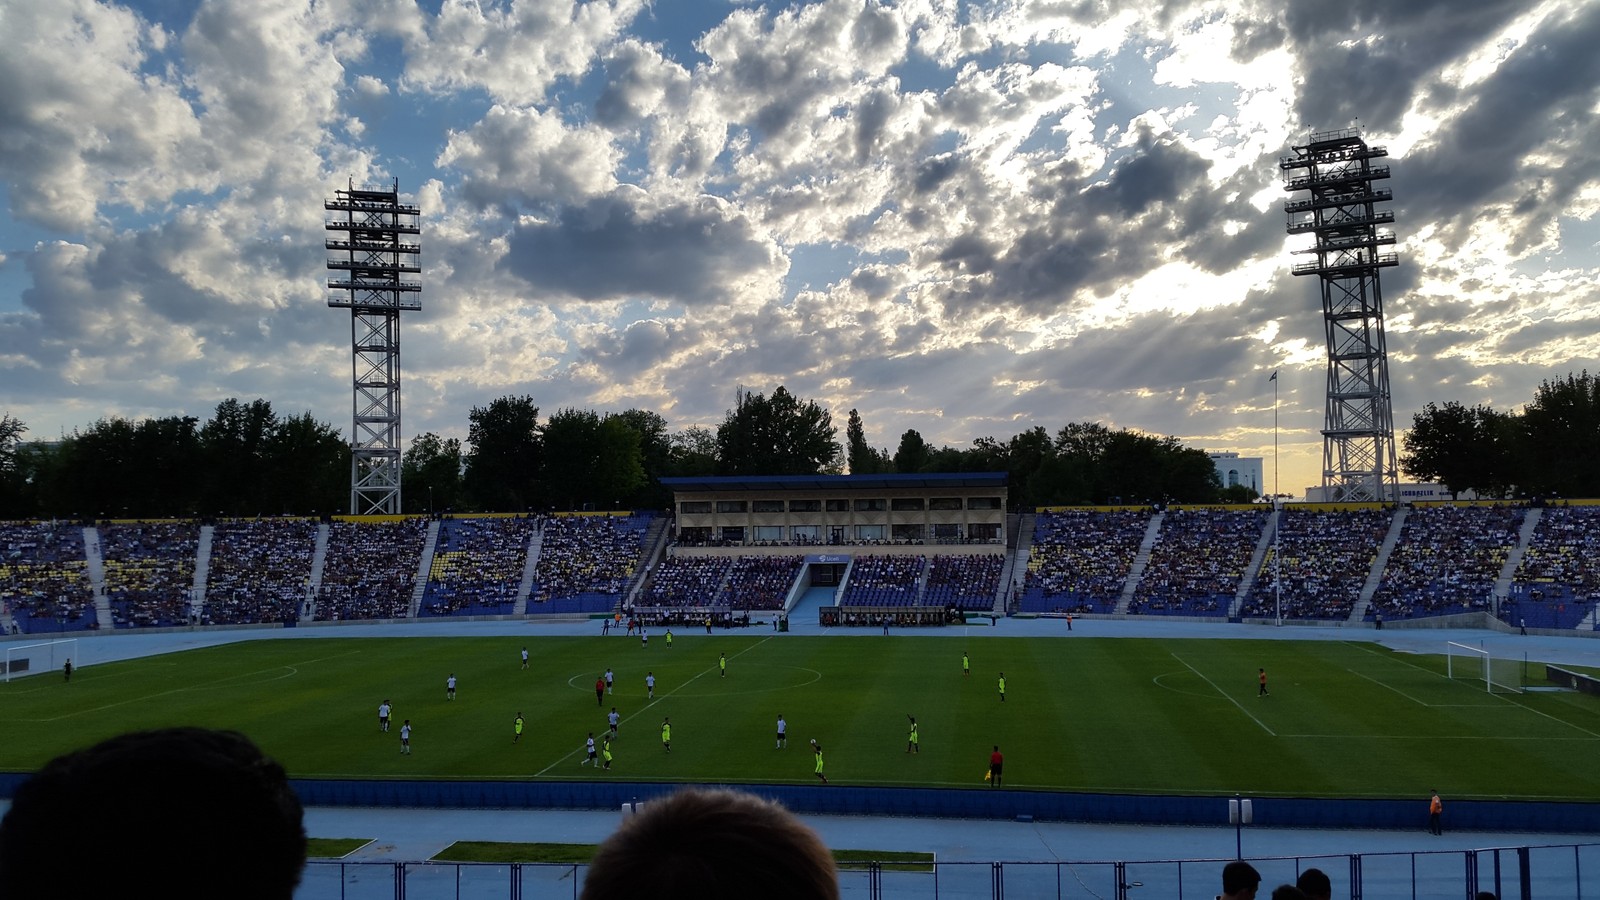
left=1446, top=641, right=1523, bottom=694
left=3, top=638, right=79, bottom=683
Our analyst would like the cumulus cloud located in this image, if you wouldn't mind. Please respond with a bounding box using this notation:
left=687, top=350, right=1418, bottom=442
left=499, top=189, right=787, bottom=307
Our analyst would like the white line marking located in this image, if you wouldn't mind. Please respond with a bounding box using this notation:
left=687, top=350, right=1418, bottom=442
left=1169, top=651, right=1275, bottom=736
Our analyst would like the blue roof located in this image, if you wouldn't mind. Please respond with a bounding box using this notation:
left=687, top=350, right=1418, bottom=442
left=659, top=472, right=1007, bottom=492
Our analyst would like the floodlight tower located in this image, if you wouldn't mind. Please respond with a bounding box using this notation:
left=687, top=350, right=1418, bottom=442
left=1281, top=128, right=1399, bottom=503
left=325, top=179, right=420, bottom=515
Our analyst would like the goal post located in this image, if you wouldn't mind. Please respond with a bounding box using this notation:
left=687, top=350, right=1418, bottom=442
left=3, top=638, right=79, bottom=683
left=1446, top=640, right=1523, bottom=694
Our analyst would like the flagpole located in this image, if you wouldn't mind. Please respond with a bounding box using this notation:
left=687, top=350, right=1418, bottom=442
left=1273, top=371, right=1281, bottom=627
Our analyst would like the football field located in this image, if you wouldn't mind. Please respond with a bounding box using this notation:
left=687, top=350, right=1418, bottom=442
left=3, top=633, right=1597, bottom=801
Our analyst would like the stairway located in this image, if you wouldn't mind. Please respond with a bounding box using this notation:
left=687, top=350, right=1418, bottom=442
left=1348, top=506, right=1408, bottom=624
left=304, top=522, right=330, bottom=622
left=191, top=525, right=214, bottom=620
left=410, top=519, right=440, bottom=618
left=1230, top=508, right=1278, bottom=618
left=516, top=519, right=544, bottom=615
left=83, top=526, right=112, bottom=629
left=1115, top=511, right=1165, bottom=614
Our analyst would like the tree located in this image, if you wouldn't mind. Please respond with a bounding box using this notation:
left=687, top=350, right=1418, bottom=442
left=845, top=409, right=889, bottom=474
left=611, top=408, right=673, bottom=507
left=265, top=412, right=347, bottom=515
left=0, top=414, right=28, bottom=516
left=541, top=409, right=645, bottom=510
left=129, top=416, right=204, bottom=517
left=402, top=432, right=463, bottom=514
left=463, top=396, right=543, bottom=511
left=1520, top=371, right=1600, bottom=498
left=1401, top=401, right=1519, bottom=499
left=715, top=386, right=842, bottom=476
left=667, top=426, right=718, bottom=476
left=892, top=429, right=932, bottom=473
left=201, top=398, right=279, bottom=515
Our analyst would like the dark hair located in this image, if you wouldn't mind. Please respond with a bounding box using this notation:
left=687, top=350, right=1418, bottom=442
left=1223, top=860, right=1263, bottom=894
left=1271, top=885, right=1308, bottom=900
left=581, top=788, right=837, bottom=900
left=0, top=727, right=306, bottom=900
left=1296, top=867, right=1332, bottom=899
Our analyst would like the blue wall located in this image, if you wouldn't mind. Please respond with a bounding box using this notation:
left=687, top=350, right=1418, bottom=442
left=5, top=771, right=1595, bottom=832
left=280, top=779, right=1600, bottom=833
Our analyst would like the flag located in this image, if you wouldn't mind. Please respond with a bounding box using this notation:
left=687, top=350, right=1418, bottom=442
left=1269, top=371, right=1278, bottom=382
left=984, top=770, right=992, bottom=782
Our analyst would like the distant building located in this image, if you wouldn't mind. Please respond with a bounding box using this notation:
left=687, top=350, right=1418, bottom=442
left=1209, top=453, right=1263, bottom=497
left=1303, top=482, right=1483, bottom=503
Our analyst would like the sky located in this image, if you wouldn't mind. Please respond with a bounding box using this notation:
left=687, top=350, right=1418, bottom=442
left=2, top=0, right=1598, bottom=499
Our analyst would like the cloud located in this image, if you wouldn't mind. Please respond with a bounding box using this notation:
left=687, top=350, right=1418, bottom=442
left=499, top=189, right=787, bottom=306
left=438, top=105, right=620, bottom=210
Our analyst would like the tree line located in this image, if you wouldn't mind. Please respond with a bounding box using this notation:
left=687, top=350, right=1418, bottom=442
left=0, top=384, right=1248, bottom=519
left=1400, top=371, right=1600, bottom=499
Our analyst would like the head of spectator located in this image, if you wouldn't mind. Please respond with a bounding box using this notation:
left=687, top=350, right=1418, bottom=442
left=1270, top=886, right=1308, bottom=900
left=0, top=726, right=306, bottom=900
left=1295, top=867, right=1331, bottom=900
left=581, top=787, right=837, bottom=900
left=1220, top=860, right=1262, bottom=900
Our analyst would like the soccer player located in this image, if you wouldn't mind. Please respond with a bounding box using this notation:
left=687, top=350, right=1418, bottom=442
left=661, top=717, right=671, bottom=752
left=513, top=713, right=524, bottom=744
left=812, top=740, right=828, bottom=784
left=997, top=672, right=1006, bottom=702
left=595, top=676, right=606, bottom=706
left=602, top=737, right=613, bottom=771
left=521, top=647, right=529, bottom=670
left=988, top=745, right=1002, bottom=786
left=400, top=720, right=414, bottom=755
left=62, top=659, right=72, bottom=682
left=1429, top=789, right=1443, bottom=835
left=1258, top=668, right=1269, bottom=697
left=378, top=700, right=391, bottom=733
left=776, top=714, right=787, bottom=749
left=446, top=673, right=457, bottom=700
left=719, top=652, right=727, bottom=678
left=906, top=716, right=919, bottom=754
left=665, top=629, right=673, bottom=649
left=646, top=671, right=656, bottom=699
left=608, top=706, right=620, bottom=740
left=962, top=652, right=970, bottom=678
left=605, top=668, right=615, bottom=694
left=641, top=629, right=649, bottom=649
left=583, top=732, right=597, bottom=766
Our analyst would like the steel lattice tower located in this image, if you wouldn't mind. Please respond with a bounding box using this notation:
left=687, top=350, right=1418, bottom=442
left=1281, top=128, right=1399, bottom=503
left=325, top=179, right=421, bottom=515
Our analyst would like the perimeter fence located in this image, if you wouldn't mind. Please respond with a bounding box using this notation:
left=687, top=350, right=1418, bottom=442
left=300, top=841, right=1600, bottom=899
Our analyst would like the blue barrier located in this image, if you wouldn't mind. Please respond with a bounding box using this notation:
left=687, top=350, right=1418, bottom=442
left=281, top=778, right=1600, bottom=833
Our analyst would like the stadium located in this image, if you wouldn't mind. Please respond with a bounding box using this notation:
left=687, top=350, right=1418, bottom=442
left=5, top=486, right=1600, bottom=898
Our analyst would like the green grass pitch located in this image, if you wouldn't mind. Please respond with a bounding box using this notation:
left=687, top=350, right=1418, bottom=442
left=3, top=634, right=1598, bottom=801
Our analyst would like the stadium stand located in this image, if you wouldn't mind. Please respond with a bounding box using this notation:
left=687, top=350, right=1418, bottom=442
left=0, top=522, right=96, bottom=633
left=1241, top=506, right=1391, bottom=620
left=204, top=519, right=318, bottom=625
left=723, top=555, right=804, bottom=611
left=636, top=555, right=734, bottom=609
left=923, top=554, right=1004, bottom=611
left=1504, top=505, right=1600, bottom=630
left=316, top=518, right=428, bottom=621
left=840, top=555, right=926, bottom=606
left=1129, top=507, right=1267, bottom=617
left=529, top=514, right=653, bottom=611
left=101, top=521, right=199, bottom=629
left=1018, top=509, right=1151, bottom=614
left=1368, top=504, right=1522, bottom=622
left=422, top=516, right=537, bottom=617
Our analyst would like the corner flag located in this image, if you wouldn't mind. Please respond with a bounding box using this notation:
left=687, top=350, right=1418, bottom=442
left=1269, top=371, right=1278, bottom=382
